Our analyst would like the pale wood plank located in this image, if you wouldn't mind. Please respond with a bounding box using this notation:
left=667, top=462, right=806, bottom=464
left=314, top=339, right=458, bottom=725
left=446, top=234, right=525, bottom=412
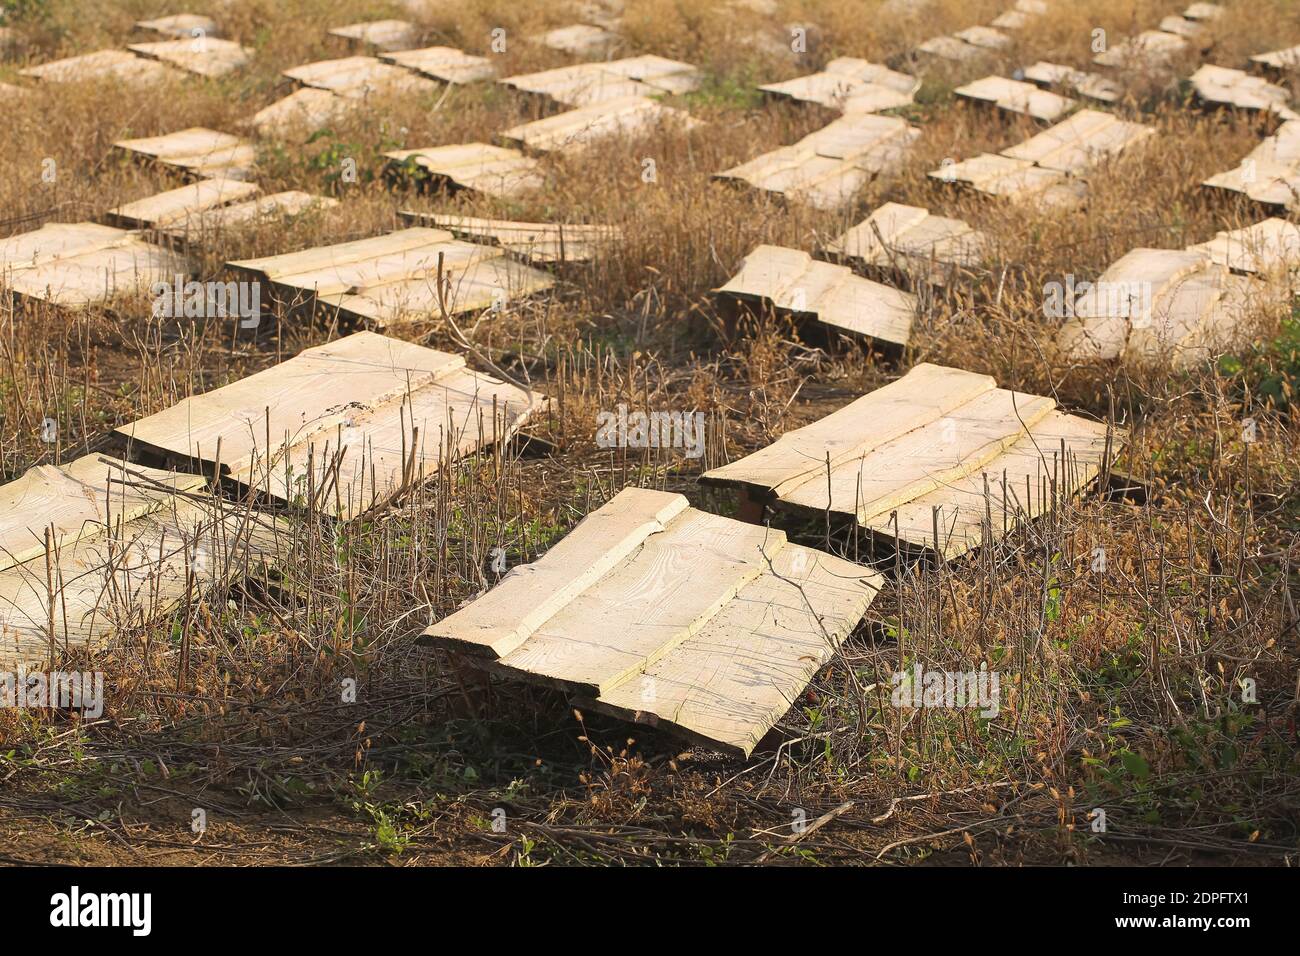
left=501, top=96, right=699, bottom=153
left=493, top=509, right=785, bottom=696
left=128, top=38, right=252, bottom=77
left=868, top=411, right=1113, bottom=557
left=423, top=487, right=690, bottom=659
left=106, top=178, right=261, bottom=229
left=0, top=456, right=205, bottom=573
left=589, top=543, right=880, bottom=755
left=703, top=363, right=995, bottom=496
left=380, top=46, right=496, bottom=84
left=329, top=20, right=420, bottom=52
left=396, top=211, right=619, bottom=263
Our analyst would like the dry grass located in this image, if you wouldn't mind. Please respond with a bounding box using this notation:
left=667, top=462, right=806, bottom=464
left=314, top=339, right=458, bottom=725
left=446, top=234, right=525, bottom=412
left=0, top=0, right=1297, bottom=865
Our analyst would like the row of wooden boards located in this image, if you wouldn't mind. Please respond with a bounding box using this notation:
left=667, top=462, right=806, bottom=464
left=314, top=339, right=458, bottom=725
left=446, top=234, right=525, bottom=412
left=1, top=331, right=541, bottom=665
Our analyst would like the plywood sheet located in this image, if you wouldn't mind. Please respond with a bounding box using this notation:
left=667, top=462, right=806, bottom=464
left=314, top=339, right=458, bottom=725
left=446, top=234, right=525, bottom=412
left=955, top=74, right=1075, bottom=122
left=716, top=113, right=919, bottom=210
left=714, top=244, right=916, bottom=346
left=227, top=227, right=554, bottom=326
left=380, top=46, right=496, bottom=84
left=423, top=487, right=881, bottom=756
left=128, top=37, right=252, bottom=77
left=115, top=330, right=545, bottom=519
left=384, top=142, right=543, bottom=199
left=114, top=126, right=256, bottom=180
left=397, top=211, right=619, bottom=263
left=501, top=95, right=699, bottom=153
left=0, top=221, right=188, bottom=308
left=702, top=362, right=1122, bottom=560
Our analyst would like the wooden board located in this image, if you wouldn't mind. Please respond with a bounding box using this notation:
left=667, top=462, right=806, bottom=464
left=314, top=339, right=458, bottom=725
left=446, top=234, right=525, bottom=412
left=758, top=58, right=919, bottom=114
left=0, top=455, right=206, bottom=573
left=714, top=244, right=916, bottom=346
left=1187, top=218, right=1300, bottom=275
left=954, top=26, right=1011, bottom=50
left=227, top=227, right=554, bottom=327
left=329, top=20, right=420, bottom=52
left=1057, top=248, right=1265, bottom=367
left=397, top=211, right=619, bottom=263
left=1000, top=109, right=1154, bottom=174
left=824, top=202, right=987, bottom=283
left=716, top=113, right=919, bottom=210
left=1202, top=120, right=1300, bottom=209
left=135, top=14, right=220, bottom=39
left=384, top=142, right=543, bottom=199
left=955, top=74, right=1076, bottom=122
left=1022, top=61, right=1120, bottom=104
left=502, top=55, right=702, bottom=106
left=283, top=55, right=436, bottom=96
left=127, top=38, right=252, bottom=77
left=991, top=0, right=1047, bottom=31
left=105, top=178, right=261, bottom=229
left=533, top=24, right=620, bottom=57
left=115, top=330, right=545, bottom=519
left=159, top=191, right=338, bottom=243
left=702, top=362, right=1123, bottom=560
left=19, top=49, right=182, bottom=85
left=380, top=46, right=496, bottom=84
left=915, top=35, right=984, bottom=62
left=0, top=221, right=188, bottom=308
left=1250, top=45, right=1300, bottom=74
left=929, top=152, right=1081, bottom=207
left=252, top=86, right=356, bottom=138
left=114, top=127, right=256, bottom=180
left=0, top=456, right=282, bottom=666
left=501, top=95, right=699, bottom=153
left=422, top=487, right=881, bottom=756
left=1191, top=64, right=1297, bottom=120
left=1094, top=30, right=1188, bottom=69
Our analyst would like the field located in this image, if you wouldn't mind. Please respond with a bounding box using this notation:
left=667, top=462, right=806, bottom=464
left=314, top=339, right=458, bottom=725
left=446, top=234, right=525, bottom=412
left=0, top=0, right=1297, bottom=867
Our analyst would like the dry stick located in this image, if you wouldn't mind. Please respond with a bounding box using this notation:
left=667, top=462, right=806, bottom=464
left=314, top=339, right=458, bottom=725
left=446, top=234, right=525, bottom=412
left=754, top=800, right=855, bottom=863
